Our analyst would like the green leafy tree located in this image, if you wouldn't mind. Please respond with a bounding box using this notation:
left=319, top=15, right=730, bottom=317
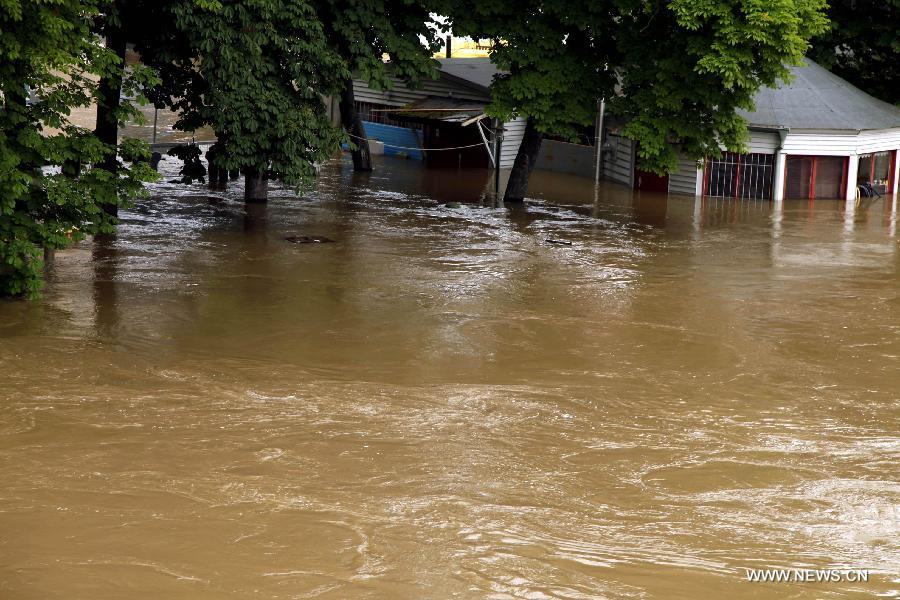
left=447, top=0, right=828, bottom=200
left=135, top=0, right=350, bottom=201
left=319, top=0, right=442, bottom=171
left=137, top=0, right=441, bottom=190
left=0, top=0, right=157, bottom=298
left=808, top=0, right=899, bottom=105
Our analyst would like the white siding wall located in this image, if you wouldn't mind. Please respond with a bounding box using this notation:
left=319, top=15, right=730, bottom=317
left=781, top=129, right=900, bottom=156
left=782, top=132, right=862, bottom=156
left=668, top=156, right=700, bottom=195
left=747, top=131, right=779, bottom=153
left=353, top=76, right=489, bottom=107
left=499, top=117, right=526, bottom=169
left=855, top=129, right=900, bottom=154
left=717, top=130, right=778, bottom=153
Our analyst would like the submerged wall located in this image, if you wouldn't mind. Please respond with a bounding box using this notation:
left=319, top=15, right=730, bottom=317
left=531, top=135, right=635, bottom=187
left=535, top=140, right=595, bottom=178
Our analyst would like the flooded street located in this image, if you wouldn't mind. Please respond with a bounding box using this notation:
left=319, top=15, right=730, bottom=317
left=1, top=155, right=899, bottom=599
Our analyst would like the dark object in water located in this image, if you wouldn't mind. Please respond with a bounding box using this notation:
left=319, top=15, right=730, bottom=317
left=858, top=182, right=882, bottom=198
left=167, top=144, right=207, bottom=184
left=444, top=202, right=462, bottom=209
left=150, top=152, right=162, bottom=171
left=285, top=235, right=335, bottom=244
left=546, top=239, right=573, bottom=246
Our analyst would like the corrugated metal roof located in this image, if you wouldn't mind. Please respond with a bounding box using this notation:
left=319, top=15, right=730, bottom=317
left=742, top=59, right=900, bottom=131
left=437, top=58, right=501, bottom=92
left=392, top=97, right=486, bottom=123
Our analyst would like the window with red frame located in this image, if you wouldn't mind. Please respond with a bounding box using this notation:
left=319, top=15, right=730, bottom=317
left=704, top=152, right=774, bottom=199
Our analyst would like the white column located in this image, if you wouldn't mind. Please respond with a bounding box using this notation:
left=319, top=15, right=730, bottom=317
left=694, top=164, right=704, bottom=197
left=692, top=194, right=702, bottom=233
left=845, top=154, right=859, bottom=201
left=889, top=194, right=897, bottom=238
left=892, top=149, right=900, bottom=196
left=773, top=151, right=787, bottom=203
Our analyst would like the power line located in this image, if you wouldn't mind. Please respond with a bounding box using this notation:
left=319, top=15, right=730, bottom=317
left=345, top=132, right=487, bottom=152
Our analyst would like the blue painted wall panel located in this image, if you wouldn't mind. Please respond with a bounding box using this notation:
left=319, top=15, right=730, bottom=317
left=362, top=122, right=423, bottom=161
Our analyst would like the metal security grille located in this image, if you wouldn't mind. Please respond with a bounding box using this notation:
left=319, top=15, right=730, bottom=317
left=704, top=152, right=774, bottom=199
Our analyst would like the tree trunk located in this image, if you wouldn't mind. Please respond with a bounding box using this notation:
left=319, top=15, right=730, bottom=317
left=94, top=11, right=128, bottom=217
left=503, top=116, right=543, bottom=203
left=244, top=168, right=268, bottom=202
left=206, top=143, right=228, bottom=188
left=338, top=78, right=372, bottom=172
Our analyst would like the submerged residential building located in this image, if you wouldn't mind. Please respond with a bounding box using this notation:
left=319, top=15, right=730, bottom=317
left=350, top=58, right=900, bottom=201
left=684, top=59, right=900, bottom=202
left=349, top=57, right=525, bottom=169
left=549, top=59, right=900, bottom=201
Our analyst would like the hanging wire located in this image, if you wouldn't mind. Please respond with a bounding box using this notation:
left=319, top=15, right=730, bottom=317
left=345, top=132, right=487, bottom=152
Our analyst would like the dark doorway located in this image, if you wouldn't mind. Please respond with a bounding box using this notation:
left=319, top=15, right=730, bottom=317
left=421, top=122, right=489, bottom=168
left=634, top=169, right=669, bottom=193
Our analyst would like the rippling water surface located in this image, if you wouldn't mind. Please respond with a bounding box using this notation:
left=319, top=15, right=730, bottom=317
left=1, top=156, right=899, bottom=599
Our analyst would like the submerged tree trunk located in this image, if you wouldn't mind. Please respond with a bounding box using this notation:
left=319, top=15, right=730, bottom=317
left=338, top=78, right=372, bottom=172
left=206, top=142, right=229, bottom=188
left=94, top=10, right=128, bottom=217
left=244, top=168, right=268, bottom=202
left=503, top=116, right=543, bottom=203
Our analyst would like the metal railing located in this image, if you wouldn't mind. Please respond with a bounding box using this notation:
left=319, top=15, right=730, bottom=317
left=705, top=152, right=774, bottom=200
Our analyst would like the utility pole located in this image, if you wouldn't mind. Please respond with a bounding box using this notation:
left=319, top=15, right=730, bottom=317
left=594, top=98, right=606, bottom=183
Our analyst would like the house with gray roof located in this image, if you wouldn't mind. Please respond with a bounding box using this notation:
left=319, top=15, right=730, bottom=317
left=659, top=59, right=900, bottom=201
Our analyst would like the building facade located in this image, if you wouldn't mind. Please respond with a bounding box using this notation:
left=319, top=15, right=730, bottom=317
left=350, top=58, right=900, bottom=202
left=350, top=58, right=526, bottom=169
left=661, top=60, right=900, bottom=201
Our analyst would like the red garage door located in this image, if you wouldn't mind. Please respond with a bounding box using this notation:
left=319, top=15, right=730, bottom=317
left=785, top=156, right=847, bottom=200
left=633, top=169, right=669, bottom=193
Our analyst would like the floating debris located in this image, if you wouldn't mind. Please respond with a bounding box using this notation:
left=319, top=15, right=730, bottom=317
left=284, top=235, right=335, bottom=244
left=546, top=239, right=573, bottom=246
left=444, top=202, right=462, bottom=209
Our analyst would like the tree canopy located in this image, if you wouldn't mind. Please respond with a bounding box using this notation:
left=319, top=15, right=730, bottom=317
left=319, top=0, right=441, bottom=90
left=808, top=0, right=899, bottom=105
left=138, top=0, right=441, bottom=186
left=447, top=0, right=829, bottom=174
left=0, top=0, right=156, bottom=297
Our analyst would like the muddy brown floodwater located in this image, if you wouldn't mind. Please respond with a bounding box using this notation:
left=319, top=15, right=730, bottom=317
left=1, top=155, right=899, bottom=600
